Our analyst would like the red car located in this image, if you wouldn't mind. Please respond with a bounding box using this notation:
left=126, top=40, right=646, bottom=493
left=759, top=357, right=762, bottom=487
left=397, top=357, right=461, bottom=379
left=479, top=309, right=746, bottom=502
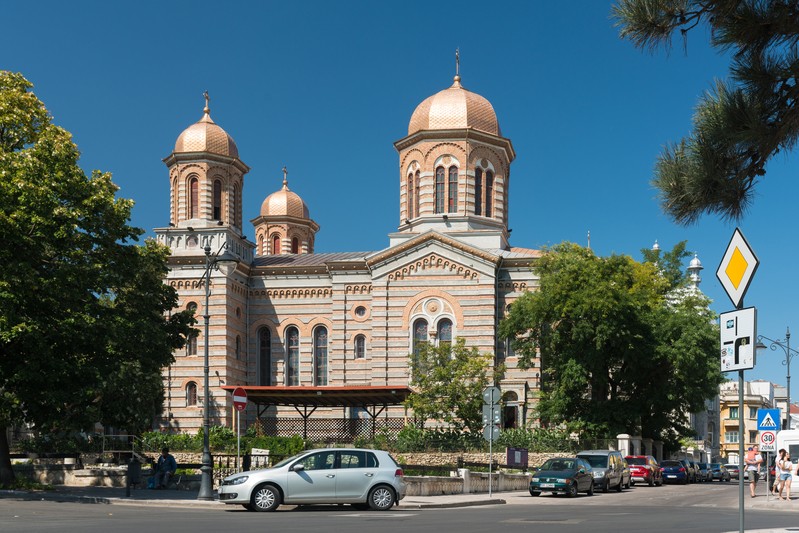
left=625, top=455, right=663, bottom=487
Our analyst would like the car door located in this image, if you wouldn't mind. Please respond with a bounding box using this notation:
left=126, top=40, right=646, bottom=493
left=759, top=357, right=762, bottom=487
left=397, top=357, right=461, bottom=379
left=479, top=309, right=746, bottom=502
left=335, top=450, right=378, bottom=502
left=577, top=459, right=592, bottom=492
left=285, top=450, right=338, bottom=503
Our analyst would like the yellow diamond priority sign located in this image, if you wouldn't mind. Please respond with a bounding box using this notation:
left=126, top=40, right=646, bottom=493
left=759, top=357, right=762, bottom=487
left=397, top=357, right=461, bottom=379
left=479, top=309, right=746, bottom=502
left=716, top=228, right=759, bottom=309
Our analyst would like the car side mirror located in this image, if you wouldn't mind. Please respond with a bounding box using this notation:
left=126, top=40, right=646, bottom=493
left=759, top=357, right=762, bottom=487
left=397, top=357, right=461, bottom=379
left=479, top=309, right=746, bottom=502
left=292, top=464, right=305, bottom=472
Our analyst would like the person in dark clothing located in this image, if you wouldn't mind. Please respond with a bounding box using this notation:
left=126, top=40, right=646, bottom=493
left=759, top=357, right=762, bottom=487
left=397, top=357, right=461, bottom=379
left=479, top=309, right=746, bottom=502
left=153, top=447, right=177, bottom=489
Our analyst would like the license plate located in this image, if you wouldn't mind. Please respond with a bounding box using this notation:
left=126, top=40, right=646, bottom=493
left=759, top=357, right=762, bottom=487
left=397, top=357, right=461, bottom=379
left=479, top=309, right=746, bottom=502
left=540, top=483, right=555, bottom=488
left=666, top=475, right=676, bottom=478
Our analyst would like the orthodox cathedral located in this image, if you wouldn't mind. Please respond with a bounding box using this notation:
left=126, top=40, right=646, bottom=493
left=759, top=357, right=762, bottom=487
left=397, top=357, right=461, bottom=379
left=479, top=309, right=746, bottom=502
left=154, top=73, right=543, bottom=435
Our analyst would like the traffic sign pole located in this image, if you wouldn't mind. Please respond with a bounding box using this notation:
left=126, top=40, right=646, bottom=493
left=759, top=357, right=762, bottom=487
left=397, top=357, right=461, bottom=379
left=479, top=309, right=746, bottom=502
left=232, top=387, right=248, bottom=471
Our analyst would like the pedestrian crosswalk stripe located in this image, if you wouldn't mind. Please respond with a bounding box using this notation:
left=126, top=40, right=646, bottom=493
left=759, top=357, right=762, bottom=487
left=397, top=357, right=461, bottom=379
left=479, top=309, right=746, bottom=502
left=760, top=413, right=777, bottom=429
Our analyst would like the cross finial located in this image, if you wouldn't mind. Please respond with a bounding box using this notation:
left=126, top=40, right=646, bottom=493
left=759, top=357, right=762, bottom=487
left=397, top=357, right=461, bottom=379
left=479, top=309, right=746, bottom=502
left=455, top=48, right=460, bottom=76
left=282, top=166, right=288, bottom=187
left=203, top=90, right=210, bottom=114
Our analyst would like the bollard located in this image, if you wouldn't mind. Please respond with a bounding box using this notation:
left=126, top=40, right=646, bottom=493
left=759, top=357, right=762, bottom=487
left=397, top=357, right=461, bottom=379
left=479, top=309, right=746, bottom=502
left=126, top=457, right=141, bottom=498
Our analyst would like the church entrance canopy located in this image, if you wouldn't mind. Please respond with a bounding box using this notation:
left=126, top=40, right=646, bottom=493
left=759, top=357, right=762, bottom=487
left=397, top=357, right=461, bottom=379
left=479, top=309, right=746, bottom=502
left=220, top=385, right=413, bottom=439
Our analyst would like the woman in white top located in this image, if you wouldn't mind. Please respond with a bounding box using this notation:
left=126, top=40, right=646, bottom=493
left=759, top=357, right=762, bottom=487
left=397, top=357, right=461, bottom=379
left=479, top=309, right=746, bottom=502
left=778, top=451, right=792, bottom=501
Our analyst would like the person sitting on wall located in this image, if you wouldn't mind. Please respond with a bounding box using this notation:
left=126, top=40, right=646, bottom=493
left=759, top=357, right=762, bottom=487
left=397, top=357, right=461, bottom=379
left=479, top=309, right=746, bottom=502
left=153, top=447, right=177, bottom=489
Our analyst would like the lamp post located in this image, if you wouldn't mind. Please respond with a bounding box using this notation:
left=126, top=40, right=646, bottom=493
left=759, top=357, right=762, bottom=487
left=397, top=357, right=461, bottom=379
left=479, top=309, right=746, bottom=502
left=757, top=327, right=797, bottom=431
left=198, top=243, right=239, bottom=501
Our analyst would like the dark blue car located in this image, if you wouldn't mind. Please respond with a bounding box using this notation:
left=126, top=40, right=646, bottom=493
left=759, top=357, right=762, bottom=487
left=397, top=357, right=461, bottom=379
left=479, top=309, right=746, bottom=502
left=661, top=459, right=688, bottom=484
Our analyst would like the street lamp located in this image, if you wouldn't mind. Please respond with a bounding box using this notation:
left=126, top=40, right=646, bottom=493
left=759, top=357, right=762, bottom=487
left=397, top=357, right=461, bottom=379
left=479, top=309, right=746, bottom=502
left=198, top=243, right=239, bottom=501
left=757, top=327, right=798, bottom=431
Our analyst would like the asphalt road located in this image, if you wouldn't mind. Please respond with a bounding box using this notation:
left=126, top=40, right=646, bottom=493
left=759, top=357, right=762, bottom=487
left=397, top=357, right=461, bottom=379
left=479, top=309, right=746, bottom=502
left=2, top=481, right=798, bottom=533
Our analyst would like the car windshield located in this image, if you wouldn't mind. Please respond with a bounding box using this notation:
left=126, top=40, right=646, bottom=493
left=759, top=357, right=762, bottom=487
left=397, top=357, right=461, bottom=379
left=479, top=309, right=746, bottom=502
left=541, top=459, right=576, bottom=471
left=626, top=457, right=646, bottom=465
left=661, top=460, right=682, bottom=467
left=270, top=451, right=309, bottom=469
left=580, top=455, right=607, bottom=468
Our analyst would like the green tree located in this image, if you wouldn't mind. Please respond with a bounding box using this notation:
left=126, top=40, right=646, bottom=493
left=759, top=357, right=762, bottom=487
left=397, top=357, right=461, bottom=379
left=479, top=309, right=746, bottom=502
left=0, top=72, right=194, bottom=486
left=404, top=338, right=494, bottom=433
left=612, top=0, right=799, bottom=224
left=499, top=242, right=721, bottom=444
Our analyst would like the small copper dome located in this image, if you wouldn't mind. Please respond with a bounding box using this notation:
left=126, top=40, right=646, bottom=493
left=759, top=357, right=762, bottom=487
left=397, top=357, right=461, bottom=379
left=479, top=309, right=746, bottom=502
left=174, top=111, right=239, bottom=158
left=260, top=175, right=310, bottom=219
left=408, top=76, right=500, bottom=136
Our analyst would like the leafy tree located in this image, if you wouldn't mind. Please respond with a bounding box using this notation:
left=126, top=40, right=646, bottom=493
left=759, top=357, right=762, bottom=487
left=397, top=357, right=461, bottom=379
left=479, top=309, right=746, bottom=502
left=499, top=242, right=721, bottom=443
left=404, top=338, right=494, bottom=433
left=0, top=72, right=194, bottom=486
left=640, top=240, right=691, bottom=289
left=612, top=0, right=799, bottom=224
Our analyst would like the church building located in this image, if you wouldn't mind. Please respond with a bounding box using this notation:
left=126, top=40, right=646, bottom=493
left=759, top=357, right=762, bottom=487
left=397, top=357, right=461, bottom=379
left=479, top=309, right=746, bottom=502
left=154, top=73, right=542, bottom=435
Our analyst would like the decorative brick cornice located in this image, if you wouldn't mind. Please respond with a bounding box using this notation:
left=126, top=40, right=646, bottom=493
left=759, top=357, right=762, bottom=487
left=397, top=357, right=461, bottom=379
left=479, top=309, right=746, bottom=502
left=250, top=288, right=332, bottom=299
left=387, top=253, right=479, bottom=281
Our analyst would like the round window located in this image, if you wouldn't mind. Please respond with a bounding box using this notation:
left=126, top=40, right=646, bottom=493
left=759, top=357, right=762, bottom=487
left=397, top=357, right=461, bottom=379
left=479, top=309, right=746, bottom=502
left=355, top=306, right=366, bottom=317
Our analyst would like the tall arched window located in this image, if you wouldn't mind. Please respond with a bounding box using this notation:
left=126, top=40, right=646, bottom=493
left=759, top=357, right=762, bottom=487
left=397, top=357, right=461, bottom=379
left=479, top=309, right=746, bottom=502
left=414, top=170, right=420, bottom=218
left=485, top=171, right=494, bottom=218
left=313, top=327, right=328, bottom=386
left=438, top=319, right=452, bottom=349
left=189, top=177, right=199, bottom=219
left=435, top=167, right=445, bottom=213
left=258, top=235, right=264, bottom=255
left=448, top=166, right=458, bottom=213
left=286, top=326, right=299, bottom=386
left=186, top=302, right=198, bottom=356
left=172, top=177, right=178, bottom=223
left=259, top=328, right=271, bottom=386
left=272, top=235, right=281, bottom=255
left=474, top=168, right=483, bottom=216
left=213, top=179, right=222, bottom=221
left=233, top=183, right=240, bottom=227
left=291, top=237, right=299, bottom=254
left=413, top=318, right=428, bottom=360
left=407, top=173, right=414, bottom=219
left=354, top=335, right=366, bottom=359
left=186, top=382, right=198, bottom=406
left=235, top=335, right=241, bottom=360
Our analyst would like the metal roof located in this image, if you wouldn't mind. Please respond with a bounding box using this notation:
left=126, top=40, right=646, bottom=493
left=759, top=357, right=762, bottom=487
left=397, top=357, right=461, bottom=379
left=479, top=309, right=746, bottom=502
left=220, top=385, right=413, bottom=408
left=252, top=252, right=371, bottom=268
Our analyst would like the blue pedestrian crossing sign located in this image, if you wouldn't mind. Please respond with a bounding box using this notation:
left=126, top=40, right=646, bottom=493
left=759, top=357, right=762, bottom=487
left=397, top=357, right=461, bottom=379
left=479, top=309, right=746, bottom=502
left=757, top=408, right=780, bottom=431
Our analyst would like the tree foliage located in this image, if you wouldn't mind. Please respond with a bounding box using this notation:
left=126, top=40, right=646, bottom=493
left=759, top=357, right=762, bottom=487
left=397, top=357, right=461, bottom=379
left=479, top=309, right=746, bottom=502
left=404, top=338, right=494, bottom=433
left=0, top=71, right=194, bottom=486
left=612, top=0, right=799, bottom=224
left=499, top=242, right=722, bottom=446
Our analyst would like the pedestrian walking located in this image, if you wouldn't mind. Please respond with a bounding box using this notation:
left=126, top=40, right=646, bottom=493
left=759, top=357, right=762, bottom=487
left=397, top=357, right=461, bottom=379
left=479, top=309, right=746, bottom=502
left=745, top=445, right=763, bottom=498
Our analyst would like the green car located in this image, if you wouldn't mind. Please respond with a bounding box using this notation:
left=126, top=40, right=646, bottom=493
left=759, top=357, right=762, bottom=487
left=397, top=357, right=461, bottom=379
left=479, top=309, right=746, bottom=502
left=529, top=457, right=595, bottom=497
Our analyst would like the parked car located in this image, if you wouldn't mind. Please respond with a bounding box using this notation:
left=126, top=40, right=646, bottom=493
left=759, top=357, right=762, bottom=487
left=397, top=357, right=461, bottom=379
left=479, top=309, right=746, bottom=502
left=696, top=462, right=712, bottom=482
left=576, top=450, right=626, bottom=493
left=621, top=458, right=632, bottom=489
left=724, top=463, right=740, bottom=480
left=529, top=457, right=594, bottom=497
left=680, top=459, right=697, bottom=483
left=661, top=459, right=689, bottom=484
left=218, top=448, right=406, bottom=511
left=625, top=455, right=663, bottom=487
left=710, top=463, right=731, bottom=482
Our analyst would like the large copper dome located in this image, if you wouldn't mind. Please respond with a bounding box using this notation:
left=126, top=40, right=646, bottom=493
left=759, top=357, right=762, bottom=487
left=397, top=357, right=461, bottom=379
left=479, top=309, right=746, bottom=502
left=408, top=76, right=500, bottom=136
left=174, top=111, right=239, bottom=158
left=260, top=177, right=310, bottom=219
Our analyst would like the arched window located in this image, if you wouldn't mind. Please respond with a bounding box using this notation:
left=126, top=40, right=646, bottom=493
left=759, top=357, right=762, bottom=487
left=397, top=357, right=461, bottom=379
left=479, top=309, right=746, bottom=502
left=259, top=328, right=271, bottom=386
left=435, top=167, right=445, bottom=214
left=286, top=326, right=299, bottom=386
left=213, top=179, right=222, bottom=221
left=413, top=318, right=428, bottom=360
left=258, top=235, right=264, bottom=255
left=233, top=183, right=240, bottom=227
left=186, top=382, right=198, bottom=406
left=291, top=237, right=299, bottom=254
left=186, top=302, right=198, bottom=356
left=272, top=235, right=281, bottom=255
left=172, top=177, right=178, bottom=223
left=189, top=177, right=199, bottom=219
left=448, top=166, right=458, bottom=213
left=235, top=335, right=241, bottom=360
left=313, top=327, right=328, bottom=386
left=474, top=168, right=483, bottom=216
left=407, top=173, right=414, bottom=219
left=414, top=170, right=420, bottom=218
left=354, top=335, right=366, bottom=359
left=485, top=171, right=494, bottom=218
left=438, top=319, right=452, bottom=349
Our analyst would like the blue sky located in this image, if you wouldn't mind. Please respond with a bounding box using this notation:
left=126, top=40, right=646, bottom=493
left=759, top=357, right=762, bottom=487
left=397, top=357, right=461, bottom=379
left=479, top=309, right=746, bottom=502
left=4, top=1, right=797, bottom=391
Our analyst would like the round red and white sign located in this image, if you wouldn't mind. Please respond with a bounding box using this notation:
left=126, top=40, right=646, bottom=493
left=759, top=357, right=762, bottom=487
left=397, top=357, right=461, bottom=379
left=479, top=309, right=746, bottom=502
left=232, top=387, right=248, bottom=412
left=759, top=430, right=776, bottom=451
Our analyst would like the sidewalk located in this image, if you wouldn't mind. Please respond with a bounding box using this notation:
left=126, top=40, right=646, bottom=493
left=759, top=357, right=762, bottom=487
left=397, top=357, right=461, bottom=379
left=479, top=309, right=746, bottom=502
left=0, top=485, right=508, bottom=510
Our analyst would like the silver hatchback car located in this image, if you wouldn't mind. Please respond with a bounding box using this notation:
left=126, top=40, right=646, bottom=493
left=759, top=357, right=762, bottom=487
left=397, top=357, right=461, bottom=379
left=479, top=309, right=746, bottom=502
left=218, top=448, right=406, bottom=511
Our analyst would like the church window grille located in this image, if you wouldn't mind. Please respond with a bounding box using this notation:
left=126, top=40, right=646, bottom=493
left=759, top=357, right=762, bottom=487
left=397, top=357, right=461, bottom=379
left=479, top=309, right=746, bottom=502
left=407, top=173, right=414, bottom=219
left=186, top=302, right=198, bottom=356
left=259, top=328, right=271, bottom=386
left=189, top=178, right=199, bottom=219
left=414, top=170, right=420, bottom=218
left=354, top=335, right=366, bottom=359
left=213, top=180, right=222, bottom=221
left=413, top=318, right=428, bottom=360
left=186, top=382, right=198, bottom=406
left=486, top=171, right=494, bottom=218
left=448, top=166, right=458, bottom=213
left=313, top=327, right=328, bottom=386
left=475, top=168, right=483, bottom=216
left=438, top=319, right=452, bottom=349
left=286, top=327, right=300, bottom=386
left=435, top=167, right=445, bottom=214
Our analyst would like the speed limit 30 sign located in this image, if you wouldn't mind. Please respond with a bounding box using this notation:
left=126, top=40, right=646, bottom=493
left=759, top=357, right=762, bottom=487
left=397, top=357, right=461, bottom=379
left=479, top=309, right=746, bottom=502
left=759, top=430, right=777, bottom=452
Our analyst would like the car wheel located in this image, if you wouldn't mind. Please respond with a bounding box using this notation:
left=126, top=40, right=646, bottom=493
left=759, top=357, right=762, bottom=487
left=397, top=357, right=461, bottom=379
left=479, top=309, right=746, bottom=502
left=251, top=483, right=281, bottom=512
left=587, top=481, right=594, bottom=496
left=530, top=490, right=541, bottom=497
left=568, top=483, right=578, bottom=498
left=602, top=480, right=609, bottom=493
left=368, top=485, right=395, bottom=511
left=625, top=478, right=631, bottom=489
